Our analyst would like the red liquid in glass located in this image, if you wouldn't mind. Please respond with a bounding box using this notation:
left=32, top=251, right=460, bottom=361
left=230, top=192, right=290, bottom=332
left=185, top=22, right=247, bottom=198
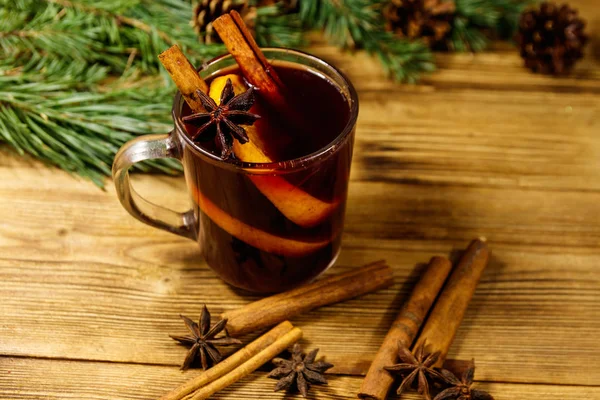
left=181, top=64, right=354, bottom=293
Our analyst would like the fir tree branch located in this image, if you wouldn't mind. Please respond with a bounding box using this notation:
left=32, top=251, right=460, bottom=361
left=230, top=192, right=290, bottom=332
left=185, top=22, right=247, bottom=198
left=46, top=0, right=175, bottom=44
left=495, top=0, right=537, bottom=40
left=0, top=70, right=180, bottom=188
left=0, top=0, right=214, bottom=187
left=2, top=0, right=225, bottom=77
left=254, top=5, right=305, bottom=48
left=449, top=0, right=535, bottom=51
left=300, top=0, right=435, bottom=83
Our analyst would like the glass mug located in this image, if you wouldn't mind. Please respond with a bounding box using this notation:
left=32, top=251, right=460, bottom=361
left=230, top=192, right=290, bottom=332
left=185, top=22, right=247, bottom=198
left=113, top=49, right=358, bottom=293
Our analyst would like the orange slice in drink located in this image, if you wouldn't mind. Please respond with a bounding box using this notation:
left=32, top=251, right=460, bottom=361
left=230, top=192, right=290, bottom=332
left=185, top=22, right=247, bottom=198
left=190, top=185, right=331, bottom=257
left=208, top=75, right=340, bottom=228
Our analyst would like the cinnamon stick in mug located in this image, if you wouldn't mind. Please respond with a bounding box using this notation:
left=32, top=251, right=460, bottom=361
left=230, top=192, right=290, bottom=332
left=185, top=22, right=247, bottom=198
left=358, top=256, right=453, bottom=400
left=212, top=11, right=307, bottom=132
left=212, top=11, right=287, bottom=107
left=413, top=238, right=491, bottom=366
left=158, top=45, right=208, bottom=112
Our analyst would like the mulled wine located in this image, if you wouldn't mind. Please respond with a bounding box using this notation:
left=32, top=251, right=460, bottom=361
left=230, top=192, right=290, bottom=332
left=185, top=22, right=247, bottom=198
left=181, top=62, right=355, bottom=293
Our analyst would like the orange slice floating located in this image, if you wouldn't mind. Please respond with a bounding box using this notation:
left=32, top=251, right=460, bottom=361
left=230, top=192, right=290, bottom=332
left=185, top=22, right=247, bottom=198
left=208, top=75, right=340, bottom=228
left=191, top=185, right=331, bottom=257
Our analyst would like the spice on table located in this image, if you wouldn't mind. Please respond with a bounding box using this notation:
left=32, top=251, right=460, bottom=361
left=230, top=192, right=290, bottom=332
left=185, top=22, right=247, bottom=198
left=268, top=343, right=334, bottom=398
left=435, top=362, right=494, bottom=400
left=329, top=355, right=472, bottom=377
left=358, top=256, right=453, bottom=400
left=170, top=305, right=241, bottom=370
left=221, top=260, right=394, bottom=336
left=182, top=78, right=260, bottom=158
left=413, top=238, right=491, bottom=367
left=160, top=322, right=296, bottom=400
left=188, top=326, right=303, bottom=400
left=384, top=341, right=444, bottom=400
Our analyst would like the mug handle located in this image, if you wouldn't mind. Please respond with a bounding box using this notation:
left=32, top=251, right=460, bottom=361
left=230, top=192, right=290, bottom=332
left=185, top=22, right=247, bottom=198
left=112, top=132, right=196, bottom=240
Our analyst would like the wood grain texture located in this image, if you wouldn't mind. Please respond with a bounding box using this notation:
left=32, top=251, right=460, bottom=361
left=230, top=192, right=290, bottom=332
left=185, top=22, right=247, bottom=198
left=1, top=357, right=599, bottom=400
left=1, top=1, right=600, bottom=396
left=1, top=163, right=599, bottom=387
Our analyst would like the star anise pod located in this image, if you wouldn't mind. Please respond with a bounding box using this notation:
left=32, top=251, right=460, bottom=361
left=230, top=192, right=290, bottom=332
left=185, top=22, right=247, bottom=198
left=267, top=343, right=334, bottom=398
left=182, top=78, right=260, bottom=159
left=169, top=305, right=242, bottom=370
left=434, top=362, right=494, bottom=400
left=384, top=341, right=444, bottom=400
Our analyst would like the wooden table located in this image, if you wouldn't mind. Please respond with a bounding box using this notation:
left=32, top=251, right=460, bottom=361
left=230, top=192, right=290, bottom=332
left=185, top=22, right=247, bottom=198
left=2, top=3, right=600, bottom=398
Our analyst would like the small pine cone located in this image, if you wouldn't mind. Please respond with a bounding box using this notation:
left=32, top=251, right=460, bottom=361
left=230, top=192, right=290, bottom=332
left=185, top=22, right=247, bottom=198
left=383, top=0, right=456, bottom=47
left=192, top=0, right=252, bottom=44
left=516, top=2, right=588, bottom=75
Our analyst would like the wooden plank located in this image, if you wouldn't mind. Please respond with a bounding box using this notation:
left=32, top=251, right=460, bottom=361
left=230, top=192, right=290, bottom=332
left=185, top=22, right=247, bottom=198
left=1, top=139, right=600, bottom=387
left=309, top=42, right=600, bottom=93
left=343, top=182, right=600, bottom=250
left=0, top=237, right=598, bottom=385
left=316, top=45, right=600, bottom=193
left=0, top=97, right=599, bottom=382
left=353, top=89, right=600, bottom=192
left=1, top=357, right=599, bottom=400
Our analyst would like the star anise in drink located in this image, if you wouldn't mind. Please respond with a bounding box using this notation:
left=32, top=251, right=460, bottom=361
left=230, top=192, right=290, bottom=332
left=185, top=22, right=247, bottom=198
left=268, top=344, right=334, bottom=398
left=182, top=78, right=260, bottom=159
left=434, top=361, right=494, bottom=400
left=384, top=341, right=444, bottom=400
left=169, top=305, right=241, bottom=370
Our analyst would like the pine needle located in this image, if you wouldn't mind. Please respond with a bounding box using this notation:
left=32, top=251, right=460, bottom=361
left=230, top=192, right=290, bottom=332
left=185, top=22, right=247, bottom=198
left=0, top=0, right=220, bottom=187
left=299, top=0, right=435, bottom=83
left=0, top=64, right=179, bottom=188
left=449, top=0, right=535, bottom=51
left=254, top=5, right=305, bottom=48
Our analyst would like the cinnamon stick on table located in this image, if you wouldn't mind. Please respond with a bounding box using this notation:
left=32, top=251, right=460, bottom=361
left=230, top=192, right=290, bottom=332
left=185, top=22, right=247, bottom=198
left=160, top=321, right=295, bottom=400
left=188, top=327, right=303, bottom=400
left=414, top=238, right=491, bottom=367
left=222, top=260, right=394, bottom=336
left=358, top=256, right=453, bottom=400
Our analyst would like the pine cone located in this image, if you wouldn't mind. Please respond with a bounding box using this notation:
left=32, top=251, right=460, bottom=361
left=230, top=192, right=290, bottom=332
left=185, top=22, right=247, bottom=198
left=383, top=0, right=456, bottom=47
left=192, top=0, right=252, bottom=44
left=516, top=2, right=588, bottom=75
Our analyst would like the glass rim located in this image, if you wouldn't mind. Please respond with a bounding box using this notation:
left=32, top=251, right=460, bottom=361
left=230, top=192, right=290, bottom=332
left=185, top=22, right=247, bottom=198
left=171, top=47, right=359, bottom=173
